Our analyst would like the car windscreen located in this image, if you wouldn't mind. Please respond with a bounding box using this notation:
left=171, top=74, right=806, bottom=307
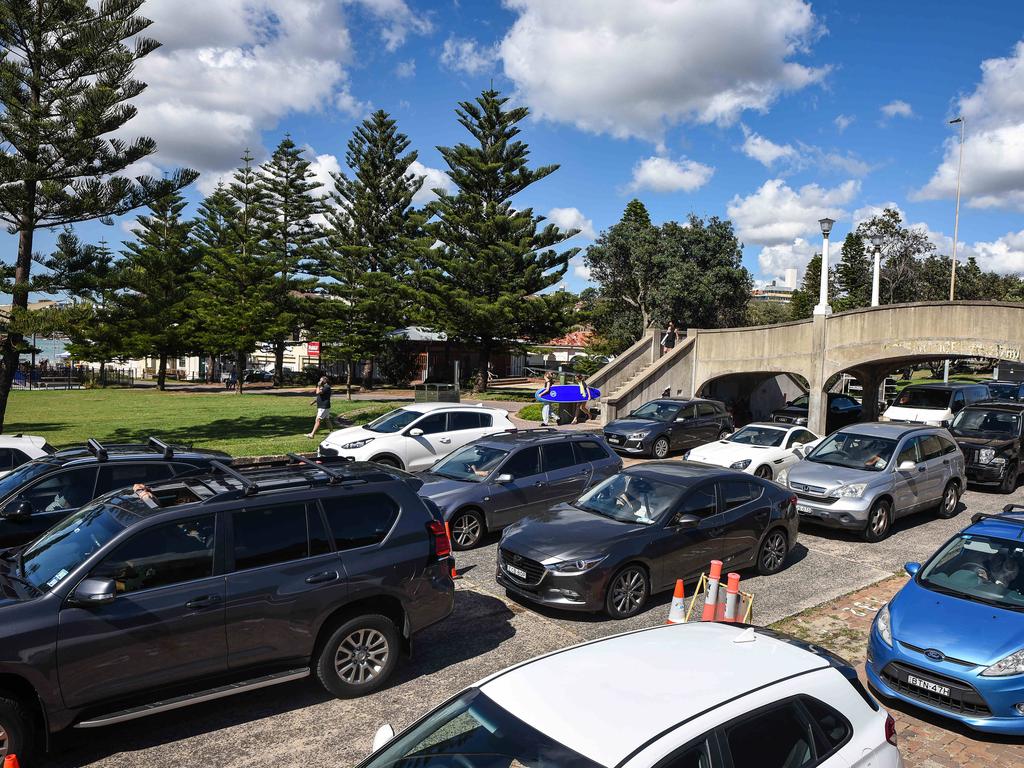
left=951, top=408, right=1020, bottom=438
left=919, top=534, right=1024, bottom=611
left=0, top=460, right=56, bottom=500
left=432, top=445, right=509, bottom=483
left=575, top=472, right=683, bottom=525
left=628, top=401, right=679, bottom=422
left=19, top=501, right=135, bottom=592
left=728, top=425, right=787, bottom=447
left=365, top=409, right=421, bottom=434
left=806, top=432, right=898, bottom=472
left=988, top=383, right=1020, bottom=401
left=893, top=388, right=951, bottom=410
left=789, top=395, right=809, bottom=408
left=360, top=688, right=601, bottom=768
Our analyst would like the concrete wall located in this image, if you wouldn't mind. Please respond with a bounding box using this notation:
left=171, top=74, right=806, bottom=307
left=691, top=319, right=816, bottom=393
left=601, top=338, right=695, bottom=422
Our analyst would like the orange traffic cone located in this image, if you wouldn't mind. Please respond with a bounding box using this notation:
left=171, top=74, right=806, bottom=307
left=666, top=579, right=686, bottom=624
left=701, top=560, right=723, bottom=621
left=5, top=754, right=21, bottom=768
left=723, top=573, right=741, bottom=622
left=444, top=522, right=459, bottom=580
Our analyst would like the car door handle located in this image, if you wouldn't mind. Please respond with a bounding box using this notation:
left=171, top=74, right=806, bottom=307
left=917, top=466, right=926, bottom=473
left=185, top=595, right=222, bottom=610
left=305, top=571, right=339, bottom=584
left=534, top=481, right=546, bottom=487
left=942, top=459, right=950, bottom=465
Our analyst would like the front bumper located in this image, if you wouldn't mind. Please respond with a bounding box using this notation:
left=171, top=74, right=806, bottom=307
left=965, top=461, right=1009, bottom=485
left=495, top=551, right=608, bottom=612
left=791, top=492, right=873, bottom=531
left=867, top=625, right=1024, bottom=735
left=603, top=432, right=652, bottom=455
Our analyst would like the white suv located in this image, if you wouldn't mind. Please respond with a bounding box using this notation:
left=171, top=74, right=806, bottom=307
left=318, top=402, right=515, bottom=472
left=361, top=622, right=902, bottom=768
left=0, top=434, right=54, bottom=478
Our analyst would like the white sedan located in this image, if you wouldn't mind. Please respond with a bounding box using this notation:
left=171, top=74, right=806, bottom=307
left=0, top=434, right=54, bottom=478
left=685, top=422, right=820, bottom=480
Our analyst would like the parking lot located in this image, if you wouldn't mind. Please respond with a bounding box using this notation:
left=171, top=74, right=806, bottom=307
left=43, top=481, right=1023, bottom=768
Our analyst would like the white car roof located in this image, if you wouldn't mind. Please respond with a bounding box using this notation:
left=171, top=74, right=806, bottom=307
left=0, top=434, right=49, bottom=449
left=398, top=401, right=508, bottom=414
left=479, top=623, right=828, bottom=767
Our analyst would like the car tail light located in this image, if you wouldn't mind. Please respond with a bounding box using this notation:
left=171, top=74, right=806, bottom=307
left=884, top=714, right=897, bottom=747
left=427, top=520, right=451, bottom=558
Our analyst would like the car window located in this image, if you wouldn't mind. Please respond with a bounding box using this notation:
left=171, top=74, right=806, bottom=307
left=414, top=412, right=448, bottom=435
left=95, top=463, right=175, bottom=496
left=500, top=447, right=541, bottom=479
left=675, top=485, right=717, bottom=520
left=919, top=434, right=944, bottom=461
left=895, top=388, right=952, bottom=410
left=659, top=739, right=712, bottom=768
left=720, top=480, right=761, bottom=510
left=696, top=402, right=717, bottom=418
left=233, top=504, right=309, bottom=570
left=0, top=448, right=31, bottom=472
left=787, top=429, right=817, bottom=448
left=937, top=435, right=959, bottom=455
left=897, top=437, right=921, bottom=465
left=677, top=404, right=697, bottom=421
left=542, top=443, right=577, bottom=472
left=21, top=467, right=98, bottom=513
left=574, top=440, right=610, bottom=462
left=969, top=387, right=988, bottom=404
left=801, top=696, right=851, bottom=758
left=449, top=411, right=486, bottom=431
left=725, top=700, right=816, bottom=768
left=93, top=516, right=216, bottom=594
left=321, top=494, right=400, bottom=550
left=952, top=390, right=966, bottom=410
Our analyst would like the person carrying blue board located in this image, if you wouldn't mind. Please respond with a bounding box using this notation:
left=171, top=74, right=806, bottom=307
left=572, top=373, right=592, bottom=424
left=537, top=371, right=556, bottom=426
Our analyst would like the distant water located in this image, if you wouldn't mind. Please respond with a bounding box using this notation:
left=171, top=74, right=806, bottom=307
left=20, top=335, right=69, bottom=365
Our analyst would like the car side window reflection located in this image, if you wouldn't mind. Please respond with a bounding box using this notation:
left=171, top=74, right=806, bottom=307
left=414, top=413, right=448, bottom=435
left=674, top=485, right=716, bottom=522
left=897, top=437, right=921, bottom=466
left=500, top=447, right=540, bottom=480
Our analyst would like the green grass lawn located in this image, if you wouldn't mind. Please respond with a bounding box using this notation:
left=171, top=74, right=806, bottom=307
left=4, top=389, right=405, bottom=458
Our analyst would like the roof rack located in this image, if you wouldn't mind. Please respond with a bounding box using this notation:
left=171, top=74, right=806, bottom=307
left=970, top=507, right=1024, bottom=527
left=87, top=438, right=108, bottom=461
left=210, top=460, right=260, bottom=496
left=147, top=437, right=174, bottom=460
left=286, top=453, right=349, bottom=485
left=503, top=427, right=558, bottom=435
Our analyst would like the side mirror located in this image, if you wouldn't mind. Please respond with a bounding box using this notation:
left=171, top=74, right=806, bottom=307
left=1, top=498, right=32, bottom=520
left=904, top=562, right=921, bottom=577
left=407, top=428, right=424, bottom=437
left=898, top=460, right=916, bottom=472
left=671, top=513, right=701, bottom=528
left=792, top=447, right=803, bottom=458
left=70, top=577, right=116, bottom=606
left=495, top=473, right=514, bottom=484
left=372, top=723, right=395, bottom=752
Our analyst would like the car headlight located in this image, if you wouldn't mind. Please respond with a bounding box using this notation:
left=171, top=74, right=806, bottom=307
left=982, top=648, right=1024, bottom=677
left=874, top=602, right=893, bottom=647
left=978, top=448, right=996, bottom=464
left=548, top=556, right=606, bottom=574
left=776, top=468, right=789, bottom=486
left=627, top=432, right=648, bottom=441
left=795, top=417, right=808, bottom=426
left=341, top=437, right=374, bottom=450
left=731, top=459, right=752, bottom=470
left=830, top=482, right=868, bottom=498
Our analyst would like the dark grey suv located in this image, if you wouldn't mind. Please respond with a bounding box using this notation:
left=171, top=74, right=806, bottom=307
left=603, top=398, right=733, bottom=458
left=417, top=429, right=622, bottom=550
left=0, top=456, right=454, bottom=765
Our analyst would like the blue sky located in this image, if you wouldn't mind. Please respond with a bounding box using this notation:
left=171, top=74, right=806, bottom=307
left=10, top=0, right=1024, bottom=296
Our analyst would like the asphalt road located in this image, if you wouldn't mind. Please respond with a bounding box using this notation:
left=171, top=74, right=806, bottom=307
left=45, top=482, right=1023, bottom=768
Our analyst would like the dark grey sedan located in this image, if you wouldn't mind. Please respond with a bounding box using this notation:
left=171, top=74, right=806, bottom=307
left=417, top=430, right=622, bottom=550
left=603, top=398, right=734, bottom=458
left=496, top=462, right=799, bottom=619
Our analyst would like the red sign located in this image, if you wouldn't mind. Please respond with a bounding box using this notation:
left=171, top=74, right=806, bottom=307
left=307, top=341, right=320, bottom=357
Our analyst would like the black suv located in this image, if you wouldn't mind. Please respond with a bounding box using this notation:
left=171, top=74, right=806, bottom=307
left=949, top=400, right=1024, bottom=493
left=603, top=398, right=734, bottom=458
left=417, top=429, right=623, bottom=549
left=771, top=393, right=862, bottom=433
left=0, top=438, right=230, bottom=549
left=0, top=455, right=454, bottom=764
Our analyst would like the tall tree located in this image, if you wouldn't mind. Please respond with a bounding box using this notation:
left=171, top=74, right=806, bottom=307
left=422, top=90, right=576, bottom=390
left=118, top=191, right=199, bottom=390
left=318, top=110, right=427, bottom=393
left=258, top=136, right=322, bottom=386
left=584, top=199, right=661, bottom=330
left=0, top=0, right=196, bottom=430
left=192, top=156, right=277, bottom=393
left=833, top=232, right=871, bottom=311
left=855, top=208, right=935, bottom=305
left=790, top=255, right=824, bottom=320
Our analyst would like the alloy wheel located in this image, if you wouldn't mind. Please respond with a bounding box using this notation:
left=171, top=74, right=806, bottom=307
left=335, top=628, right=390, bottom=686
left=867, top=503, right=890, bottom=540
left=452, top=513, right=482, bottom=548
left=760, top=531, right=787, bottom=573
left=653, top=438, right=669, bottom=459
left=754, top=465, right=772, bottom=479
left=943, top=486, right=958, bottom=516
left=610, top=568, right=646, bottom=616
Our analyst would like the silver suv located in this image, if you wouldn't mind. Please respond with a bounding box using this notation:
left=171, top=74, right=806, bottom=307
left=777, top=422, right=965, bottom=542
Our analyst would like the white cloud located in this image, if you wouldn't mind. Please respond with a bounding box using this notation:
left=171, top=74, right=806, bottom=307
left=409, top=160, right=454, bottom=205
left=880, top=100, right=913, bottom=119
left=740, top=128, right=797, bottom=166
left=738, top=127, right=870, bottom=176
left=969, top=229, right=1024, bottom=274
left=440, top=35, right=499, bottom=75
left=308, top=153, right=342, bottom=199
left=758, top=237, right=818, bottom=279
left=350, top=0, right=433, bottom=52
left=546, top=207, right=596, bottom=240
left=627, top=156, right=715, bottom=193
left=727, top=178, right=859, bottom=246
left=395, top=59, right=416, bottom=78
left=571, top=255, right=592, bottom=282
left=834, top=114, right=854, bottom=133
left=915, top=41, right=1024, bottom=210
left=499, top=0, right=828, bottom=141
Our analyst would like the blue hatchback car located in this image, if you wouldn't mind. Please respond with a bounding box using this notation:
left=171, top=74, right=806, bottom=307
left=866, top=505, right=1024, bottom=734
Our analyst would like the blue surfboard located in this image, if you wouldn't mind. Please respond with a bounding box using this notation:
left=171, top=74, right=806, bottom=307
left=535, top=384, right=601, bottom=403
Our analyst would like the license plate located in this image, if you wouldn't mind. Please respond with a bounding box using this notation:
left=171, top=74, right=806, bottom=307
left=506, top=564, right=528, bottom=580
left=607, top=435, right=622, bottom=444
left=906, top=674, right=951, bottom=698
left=796, top=503, right=813, bottom=515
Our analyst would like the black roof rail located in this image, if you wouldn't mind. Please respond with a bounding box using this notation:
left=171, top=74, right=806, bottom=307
left=86, top=438, right=108, bottom=461
left=147, top=437, right=173, bottom=460
left=970, top=507, right=1024, bottom=526
left=1002, top=504, right=1024, bottom=515
left=503, top=427, right=558, bottom=435
left=286, top=453, right=350, bottom=484
left=210, top=460, right=260, bottom=496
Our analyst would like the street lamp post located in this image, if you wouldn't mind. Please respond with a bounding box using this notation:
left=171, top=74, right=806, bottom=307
left=949, top=116, right=965, bottom=301
left=814, top=217, right=835, bottom=316
left=870, top=232, right=883, bottom=307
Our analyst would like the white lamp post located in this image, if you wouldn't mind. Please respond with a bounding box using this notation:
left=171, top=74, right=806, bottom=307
left=949, top=116, right=965, bottom=301
left=870, top=232, right=883, bottom=307
left=814, top=217, right=835, bottom=316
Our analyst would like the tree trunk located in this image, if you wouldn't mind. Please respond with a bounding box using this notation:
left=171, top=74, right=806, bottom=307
left=0, top=184, right=38, bottom=433
left=346, top=358, right=353, bottom=401
left=235, top=351, right=245, bottom=394
left=273, top=339, right=285, bottom=387
left=157, top=352, right=168, bottom=391
left=475, top=345, right=491, bottom=393
left=99, top=360, right=107, bottom=388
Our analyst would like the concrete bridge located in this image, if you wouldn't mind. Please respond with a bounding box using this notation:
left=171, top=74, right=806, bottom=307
left=589, top=301, right=1024, bottom=434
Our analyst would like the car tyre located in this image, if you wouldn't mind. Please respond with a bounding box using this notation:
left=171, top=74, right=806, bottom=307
left=754, top=465, right=773, bottom=480
left=370, top=456, right=402, bottom=469
left=936, top=481, right=960, bottom=518
left=757, top=529, right=788, bottom=575
left=604, top=564, right=650, bottom=619
left=651, top=437, right=670, bottom=459
left=863, top=499, right=892, bottom=542
left=1000, top=463, right=1019, bottom=494
left=0, top=694, right=36, bottom=765
left=315, top=614, right=400, bottom=699
left=450, top=508, right=485, bottom=550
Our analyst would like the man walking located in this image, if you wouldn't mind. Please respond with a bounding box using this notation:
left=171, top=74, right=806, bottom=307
left=538, top=371, right=556, bottom=426
left=306, top=376, right=333, bottom=438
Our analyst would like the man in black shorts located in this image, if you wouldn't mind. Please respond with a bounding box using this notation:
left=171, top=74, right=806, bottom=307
left=306, top=376, right=333, bottom=438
